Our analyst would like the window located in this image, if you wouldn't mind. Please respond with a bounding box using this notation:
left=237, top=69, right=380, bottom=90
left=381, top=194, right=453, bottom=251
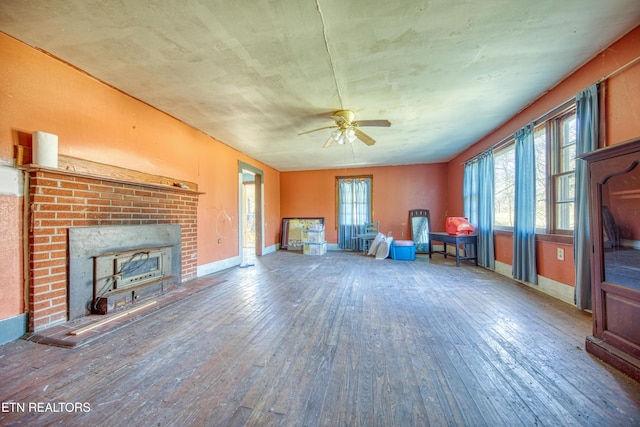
left=534, top=125, right=547, bottom=230
left=336, top=176, right=372, bottom=250
left=494, top=145, right=515, bottom=227
left=336, top=177, right=372, bottom=225
left=493, top=104, right=576, bottom=234
left=551, top=112, right=577, bottom=233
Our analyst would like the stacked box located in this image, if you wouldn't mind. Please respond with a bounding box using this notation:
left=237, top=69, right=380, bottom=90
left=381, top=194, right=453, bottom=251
left=302, top=227, right=326, bottom=255
left=302, top=229, right=325, bottom=243
left=303, top=242, right=327, bottom=255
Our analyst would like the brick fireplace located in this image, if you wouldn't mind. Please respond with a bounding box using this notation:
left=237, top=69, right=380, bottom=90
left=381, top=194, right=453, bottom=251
left=25, top=162, right=199, bottom=331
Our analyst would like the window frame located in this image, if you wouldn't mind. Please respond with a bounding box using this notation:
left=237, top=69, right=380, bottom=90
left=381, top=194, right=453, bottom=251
left=548, top=109, right=577, bottom=235
left=334, top=175, right=373, bottom=229
left=491, top=101, right=577, bottom=237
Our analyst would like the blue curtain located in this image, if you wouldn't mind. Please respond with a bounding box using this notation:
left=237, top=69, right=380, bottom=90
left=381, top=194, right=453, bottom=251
left=463, top=161, right=478, bottom=259
left=574, top=84, right=598, bottom=310
left=463, top=150, right=494, bottom=268
left=512, top=123, right=537, bottom=284
left=477, top=150, right=495, bottom=269
left=463, top=161, right=478, bottom=226
left=338, top=178, right=371, bottom=250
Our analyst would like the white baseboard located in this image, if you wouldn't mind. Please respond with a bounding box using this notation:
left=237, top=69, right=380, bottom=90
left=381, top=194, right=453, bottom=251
left=263, top=243, right=278, bottom=255
left=621, top=239, right=640, bottom=250
left=196, top=243, right=279, bottom=277
left=494, top=261, right=575, bottom=305
left=197, top=256, right=241, bottom=277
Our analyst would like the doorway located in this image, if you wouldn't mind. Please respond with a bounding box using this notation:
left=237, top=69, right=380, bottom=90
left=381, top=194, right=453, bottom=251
left=238, top=162, right=263, bottom=265
left=242, top=179, right=256, bottom=250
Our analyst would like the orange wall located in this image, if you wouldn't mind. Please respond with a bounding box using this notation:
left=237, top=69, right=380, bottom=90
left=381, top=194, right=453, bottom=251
left=603, top=32, right=640, bottom=146
left=281, top=163, right=449, bottom=244
left=537, top=241, right=575, bottom=285
left=447, top=25, right=640, bottom=286
left=0, top=33, right=280, bottom=320
left=495, top=234, right=575, bottom=286
left=494, top=234, right=513, bottom=266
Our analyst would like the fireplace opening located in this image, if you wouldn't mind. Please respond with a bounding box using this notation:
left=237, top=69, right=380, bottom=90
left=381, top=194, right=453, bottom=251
left=113, top=250, right=164, bottom=290
left=68, top=224, right=183, bottom=321
left=92, top=245, right=176, bottom=315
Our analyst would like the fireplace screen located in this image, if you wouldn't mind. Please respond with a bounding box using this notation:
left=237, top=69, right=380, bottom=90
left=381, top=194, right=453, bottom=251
left=114, top=250, right=164, bottom=289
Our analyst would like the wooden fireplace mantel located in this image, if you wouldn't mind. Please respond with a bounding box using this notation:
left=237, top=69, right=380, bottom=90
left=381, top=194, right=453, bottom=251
left=21, top=154, right=203, bottom=195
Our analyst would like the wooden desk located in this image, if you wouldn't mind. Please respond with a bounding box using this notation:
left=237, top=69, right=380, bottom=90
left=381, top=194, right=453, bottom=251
left=429, top=232, right=478, bottom=267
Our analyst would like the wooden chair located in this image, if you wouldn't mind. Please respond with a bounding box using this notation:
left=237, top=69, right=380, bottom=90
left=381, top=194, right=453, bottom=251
left=361, top=221, right=380, bottom=252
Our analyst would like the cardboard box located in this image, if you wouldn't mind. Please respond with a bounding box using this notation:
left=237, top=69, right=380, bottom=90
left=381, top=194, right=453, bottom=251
left=302, top=229, right=325, bottom=243
left=303, top=242, right=327, bottom=255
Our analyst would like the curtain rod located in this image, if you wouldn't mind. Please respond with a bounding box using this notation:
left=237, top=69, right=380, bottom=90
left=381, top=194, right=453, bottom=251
left=463, top=100, right=579, bottom=166
left=463, top=53, right=640, bottom=166
left=596, top=53, right=640, bottom=84
left=462, top=97, right=575, bottom=166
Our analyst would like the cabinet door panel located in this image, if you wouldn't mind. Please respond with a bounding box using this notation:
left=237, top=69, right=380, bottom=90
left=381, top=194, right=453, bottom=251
left=602, top=287, right=640, bottom=358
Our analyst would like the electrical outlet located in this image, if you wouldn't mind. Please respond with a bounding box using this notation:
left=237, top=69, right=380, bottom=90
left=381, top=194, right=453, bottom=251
left=557, top=247, right=565, bottom=261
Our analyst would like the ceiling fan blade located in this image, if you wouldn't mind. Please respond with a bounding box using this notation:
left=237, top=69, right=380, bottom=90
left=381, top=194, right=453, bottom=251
left=323, top=135, right=335, bottom=148
left=354, top=128, right=376, bottom=146
left=298, top=125, right=337, bottom=136
left=354, top=119, right=391, bottom=127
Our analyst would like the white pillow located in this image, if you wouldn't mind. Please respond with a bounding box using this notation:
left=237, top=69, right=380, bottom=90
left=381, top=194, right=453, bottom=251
left=375, top=236, right=394, bottom=259
left=367, top=232, right=386, bottom=256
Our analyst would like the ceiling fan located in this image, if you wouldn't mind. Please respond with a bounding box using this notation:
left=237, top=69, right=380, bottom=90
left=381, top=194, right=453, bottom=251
left=298, top=110, right=391, bottom=148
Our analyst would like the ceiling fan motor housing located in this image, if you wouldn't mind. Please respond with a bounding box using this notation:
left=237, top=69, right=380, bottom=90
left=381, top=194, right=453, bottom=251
left=333, top=110, right=355, bottom=126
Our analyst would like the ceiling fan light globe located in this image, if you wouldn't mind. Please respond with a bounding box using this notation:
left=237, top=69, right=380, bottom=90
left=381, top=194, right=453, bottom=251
left=345, top=127, right=357, bottom=142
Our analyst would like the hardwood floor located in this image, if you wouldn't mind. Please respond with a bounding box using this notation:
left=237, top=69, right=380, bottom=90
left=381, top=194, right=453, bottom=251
left=1, top=251, right=639, bottom=426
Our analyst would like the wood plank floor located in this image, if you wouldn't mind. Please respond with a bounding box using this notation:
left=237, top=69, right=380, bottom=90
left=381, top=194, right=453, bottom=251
left=1, top=251, right=639, bottom=426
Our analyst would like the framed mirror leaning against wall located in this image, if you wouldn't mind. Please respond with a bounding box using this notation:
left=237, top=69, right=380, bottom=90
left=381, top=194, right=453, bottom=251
left=409, top=209, right=430, bottom=253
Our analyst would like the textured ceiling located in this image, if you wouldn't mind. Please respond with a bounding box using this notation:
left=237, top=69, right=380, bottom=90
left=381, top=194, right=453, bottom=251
left=1, top=1, right=639, bottom=171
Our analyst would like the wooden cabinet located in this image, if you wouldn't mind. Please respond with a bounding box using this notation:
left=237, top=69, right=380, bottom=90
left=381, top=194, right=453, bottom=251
left=582, top=138, right=640, bottom=381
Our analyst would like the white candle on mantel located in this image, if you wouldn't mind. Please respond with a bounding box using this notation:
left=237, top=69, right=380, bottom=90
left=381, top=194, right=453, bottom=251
left=32, top=131, right=58, bottom=168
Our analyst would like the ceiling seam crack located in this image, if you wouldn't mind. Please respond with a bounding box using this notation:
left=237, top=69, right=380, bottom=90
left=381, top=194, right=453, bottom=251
left=315, top=0, right=344, bottom=109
